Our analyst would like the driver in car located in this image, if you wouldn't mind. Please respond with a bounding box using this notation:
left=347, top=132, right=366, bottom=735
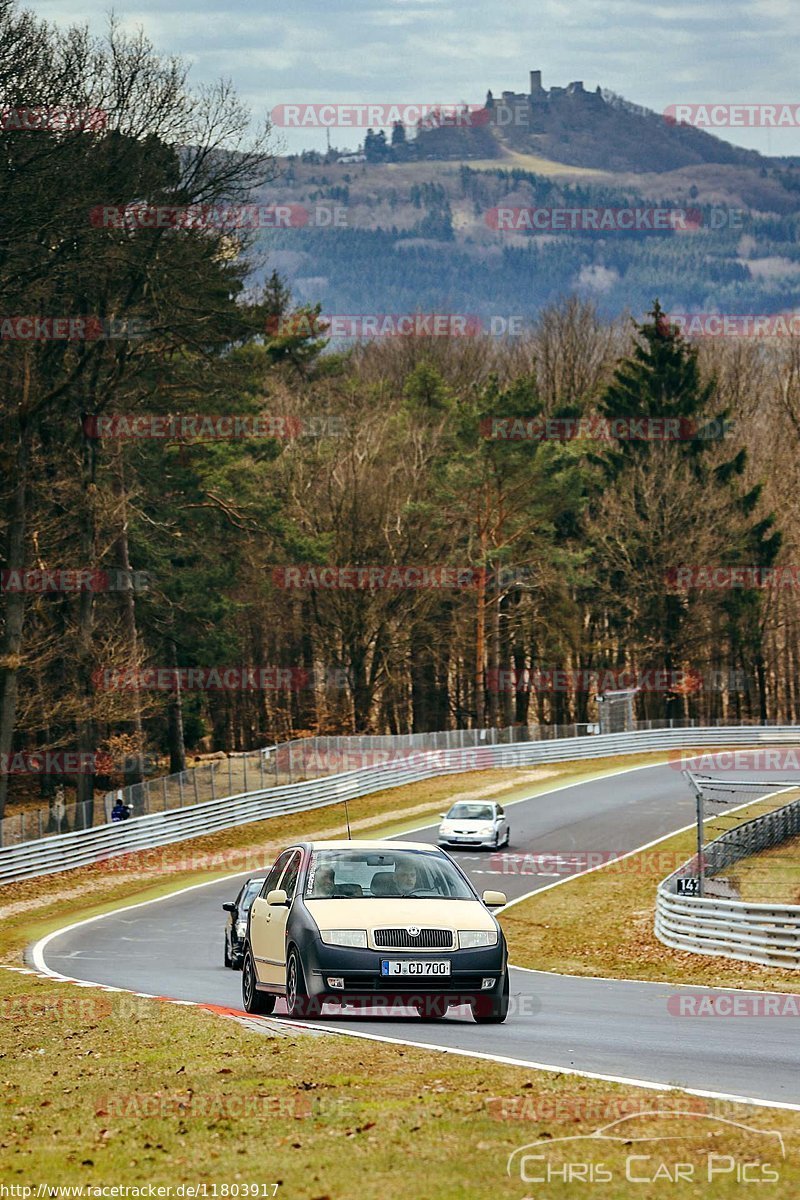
left=392, top=861, right=417, bottom=895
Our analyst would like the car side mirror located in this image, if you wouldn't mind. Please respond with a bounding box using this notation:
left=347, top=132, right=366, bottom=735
left=482, top=890, right=507, bottom=908
left=439, top=813, right=447, bottom=819
left=222, top=902, right=236, bottom=912
left=266, top=888, right=289, bottom=906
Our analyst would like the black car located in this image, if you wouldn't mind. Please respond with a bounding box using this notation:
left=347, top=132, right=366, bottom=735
left=241, top=839, right=509, bottom=1022
left=222, top=876, right=266, bottom=969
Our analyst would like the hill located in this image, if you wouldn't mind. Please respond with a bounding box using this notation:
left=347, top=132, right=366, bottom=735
left=251, top=72, right=800, bottom=325
left=414, top=74, right=764, bottom=174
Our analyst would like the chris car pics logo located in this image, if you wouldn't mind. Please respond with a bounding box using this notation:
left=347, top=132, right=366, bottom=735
left=506, top=1112, right=784, bottom=1186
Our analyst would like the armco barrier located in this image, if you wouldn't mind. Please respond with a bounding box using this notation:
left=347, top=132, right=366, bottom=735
left=655, top=794, right=800, bottom=969
left=2, top=725, right=799, bottom=885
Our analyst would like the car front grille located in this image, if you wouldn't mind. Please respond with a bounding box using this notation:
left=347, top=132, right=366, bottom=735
left=373, top=927, right=455, bottom=950
left=331, top=974, right=488, bottom=995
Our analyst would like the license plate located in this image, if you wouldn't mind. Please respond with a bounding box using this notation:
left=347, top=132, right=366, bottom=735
left=380, top=960, right=451, bottom=976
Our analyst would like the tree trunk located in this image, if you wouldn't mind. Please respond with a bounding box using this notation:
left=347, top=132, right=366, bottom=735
left=166, top=637, right=186, bottom=773
left=0, top=411, right=31, bottom=839
left=474, top=557, right=487, bottom=727
left=73, top=431, right=99, bottom=829
left=487, top=578, right=500, bottom=728
left=114, top=453, right=146, bottom=788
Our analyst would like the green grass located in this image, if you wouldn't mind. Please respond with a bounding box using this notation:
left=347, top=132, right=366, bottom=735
left=1, top=966, right=798, bottom=1199
left=727, top=833, right=800, bottom=905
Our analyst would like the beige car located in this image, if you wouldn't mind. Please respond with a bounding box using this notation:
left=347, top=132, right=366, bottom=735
left=241, top=839, right=509, bottom=1022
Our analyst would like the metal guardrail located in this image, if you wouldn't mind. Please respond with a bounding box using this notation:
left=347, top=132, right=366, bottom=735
left=4, top=718, right=710, bottom=848
left=1, top=723, right=798, bottom=885
left=655, top=793, right=800, bottom=970
left=1, top=723, right=567, bottom=848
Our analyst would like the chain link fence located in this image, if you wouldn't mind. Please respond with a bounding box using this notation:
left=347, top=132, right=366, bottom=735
left=0, top=716, right=731, bottom=849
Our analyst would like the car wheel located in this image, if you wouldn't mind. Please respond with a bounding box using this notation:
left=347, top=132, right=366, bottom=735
left=286, top=947, right=321, bottom=1019
left=414, top=995, right=449, bottom=1020
left=224, top=937, right=232, bottom=968
left=471, top=970, right=509, bottom=1024
left=241, top=951, right=276, bottom=1015
left=504, top=827, right=511, bottom=847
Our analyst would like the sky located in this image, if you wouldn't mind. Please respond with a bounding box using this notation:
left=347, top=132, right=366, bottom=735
left=31, top=0, right=800, bottom=157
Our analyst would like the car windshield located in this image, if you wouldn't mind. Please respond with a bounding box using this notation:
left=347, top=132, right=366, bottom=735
left=241, top=880, right=264, bottom=911
left=446, top=804, right=495, bottom=821
left=306, top=849, right=475, bottom=899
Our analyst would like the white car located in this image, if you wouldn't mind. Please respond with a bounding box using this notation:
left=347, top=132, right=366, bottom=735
left=241, top=840, right=509, bottom=1022
left=438, top=801, right=510, bottom=849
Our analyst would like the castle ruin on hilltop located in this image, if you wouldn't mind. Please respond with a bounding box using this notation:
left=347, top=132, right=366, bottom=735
left=486, top=70, right=604, bottom=128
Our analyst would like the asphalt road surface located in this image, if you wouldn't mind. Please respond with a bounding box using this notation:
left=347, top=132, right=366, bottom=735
left=35, top=762, right=800, bottom=1107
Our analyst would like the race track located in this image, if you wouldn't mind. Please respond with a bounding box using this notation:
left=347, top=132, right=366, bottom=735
left=33, top=762, right=800, bottom=1109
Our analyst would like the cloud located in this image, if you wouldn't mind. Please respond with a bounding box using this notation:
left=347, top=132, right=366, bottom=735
left=575, top=265, right=620, bottom=293
left=28, top=0, right=800, bottom=154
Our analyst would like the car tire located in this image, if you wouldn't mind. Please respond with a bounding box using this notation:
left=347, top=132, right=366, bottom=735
left=471, top=970, right=509, bottom=1024
left=286, top=947, right=321, bottom=1019
left=224, top=937, right=232, bottom=968
left=504, top=827, right=511, bottom=847
left=242, top=951, right=276, bottom=1015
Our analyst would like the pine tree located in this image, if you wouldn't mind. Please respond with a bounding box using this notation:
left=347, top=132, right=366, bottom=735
left=592, top=300, right=780, bottom=720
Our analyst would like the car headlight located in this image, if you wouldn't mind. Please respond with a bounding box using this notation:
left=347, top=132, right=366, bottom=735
left=478, top=825, right=494, bottom=835
left=458, top=930, right=498, bottom=949
left=235, top=920, right=247, bottom=937
left=319, top=929, right=368, bottom=948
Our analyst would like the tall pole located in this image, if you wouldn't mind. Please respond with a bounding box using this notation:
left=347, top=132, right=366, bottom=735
left=684, top=770, right=705, bottom=896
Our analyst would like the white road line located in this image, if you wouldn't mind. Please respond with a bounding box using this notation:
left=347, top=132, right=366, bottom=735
left=268, top=1019, right=800, bottom=1113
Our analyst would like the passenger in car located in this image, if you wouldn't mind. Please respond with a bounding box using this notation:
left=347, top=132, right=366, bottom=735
left=313, top=866, right=336, bottom=897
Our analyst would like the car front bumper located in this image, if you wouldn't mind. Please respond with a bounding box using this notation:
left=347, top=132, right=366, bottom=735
left=304, top=938, right=507, bottom=1005
left=230, top=931, right=247, bottom=965
left=438, top=833, right=498, bottom=847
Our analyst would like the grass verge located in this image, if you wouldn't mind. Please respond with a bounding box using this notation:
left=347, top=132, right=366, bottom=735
left=730, top=833, right=800, bottom=905
left=1, top=965, right=799, bottom=1199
